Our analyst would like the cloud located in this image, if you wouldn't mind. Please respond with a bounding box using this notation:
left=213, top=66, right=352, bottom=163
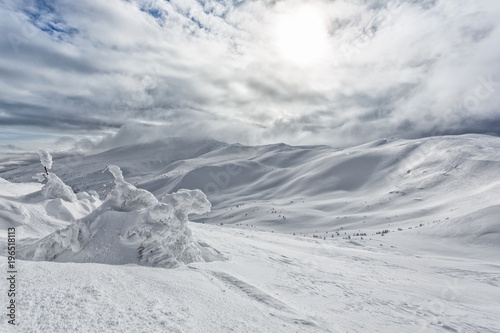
left=0, top=144, right=23, bottom=150
left=0, top=0, right=499, bottom=154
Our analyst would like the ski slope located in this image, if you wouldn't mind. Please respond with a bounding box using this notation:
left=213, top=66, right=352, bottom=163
left=1, top=134, right=499, bottom=332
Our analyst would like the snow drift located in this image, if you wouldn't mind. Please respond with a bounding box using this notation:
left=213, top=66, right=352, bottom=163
left=19, top=165, right=211, bottom=268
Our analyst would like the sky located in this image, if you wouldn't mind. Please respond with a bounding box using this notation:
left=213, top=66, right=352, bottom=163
left=1, top=0, right=500, bottom=169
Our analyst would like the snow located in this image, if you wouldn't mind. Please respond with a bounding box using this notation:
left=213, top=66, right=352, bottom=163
left=0, top=176, right=99, bottom=239
left=41, top=173, right=78, bottom=203
left=413, top=204, right=500, bottom=247
left=2, top=224, right=499, bottom=332
left=37, top=149, right=53, bottom=170
left=18, top=165, right=211, bottom=269
left=1, top=134, right=500, bottom=332
left=105, top=165, right=158, bottom=211
left=32, top=173, right=46, bottom=183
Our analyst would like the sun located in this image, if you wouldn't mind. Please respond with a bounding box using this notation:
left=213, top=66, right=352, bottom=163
left=274, top=6, right=329, bottom=66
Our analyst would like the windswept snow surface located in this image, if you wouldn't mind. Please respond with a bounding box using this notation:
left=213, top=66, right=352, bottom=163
left=1, top=224, right=500, bottom=332
left=1, top=134, right=500, bottom=332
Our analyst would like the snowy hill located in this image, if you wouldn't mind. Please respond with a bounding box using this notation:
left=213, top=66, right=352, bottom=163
left=1, top=134, right=500, bottom=332
left=2, top=134, right=499, bottom=244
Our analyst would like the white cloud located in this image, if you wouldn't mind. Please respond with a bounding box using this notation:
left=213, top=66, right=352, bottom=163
left=0, top=0, right=499, bottom=151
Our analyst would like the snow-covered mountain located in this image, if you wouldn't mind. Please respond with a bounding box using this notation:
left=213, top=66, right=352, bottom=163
left=1, top=134, right=499, bottom=332
left=3, top=134, right=500, bottom=244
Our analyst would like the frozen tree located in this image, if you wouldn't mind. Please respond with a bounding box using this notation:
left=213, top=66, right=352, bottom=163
left=21, top=165, right=211, bottom=268
left=32, top=148, right=77, bottom=202
left=38, top=149, right=53, bottom=173
left=41, top=173, right=78, bottom=202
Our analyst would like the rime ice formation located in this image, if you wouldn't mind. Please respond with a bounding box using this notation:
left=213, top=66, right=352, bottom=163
left=20, top=165, right=211, bottom=268
left=41, top=173, right=78, bottom=203
left=105, top=165, right=158, bottom=211
left=38, top=149, right=53, bottom=169
left=0, top=151, right=101, bottom=239
left=33, top=150, right=76, bottom=203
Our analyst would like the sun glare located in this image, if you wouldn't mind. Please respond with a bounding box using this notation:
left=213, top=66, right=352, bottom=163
left=274, top=6, right=329, bottom=66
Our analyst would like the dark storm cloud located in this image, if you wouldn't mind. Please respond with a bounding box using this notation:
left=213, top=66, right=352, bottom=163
left=0, top=101, right=121, bottom=130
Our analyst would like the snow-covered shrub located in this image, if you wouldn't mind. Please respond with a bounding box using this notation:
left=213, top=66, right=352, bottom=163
left=31, top=150, right=77, bottom=202
left=129, top=189, right=210, bottom=267
left=20, top=165, right=211, bottom=268
left=38, top=149, right=53, bottom=169
left=41, top=173, right=78, bottom=203
left=105, top=165, right=158, bottom=211
left=33, top=173, right=46, bottom=182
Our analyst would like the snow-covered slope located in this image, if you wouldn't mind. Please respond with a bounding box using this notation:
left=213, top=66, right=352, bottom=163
left=3, top=134, right=499, bottom=243
left=1, top=134, right=499, bottom=332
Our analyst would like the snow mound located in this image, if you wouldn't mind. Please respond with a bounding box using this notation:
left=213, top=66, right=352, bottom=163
left=20, top=165, right=211, bottom=268
left=0, top=169, right=101, bottom=239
